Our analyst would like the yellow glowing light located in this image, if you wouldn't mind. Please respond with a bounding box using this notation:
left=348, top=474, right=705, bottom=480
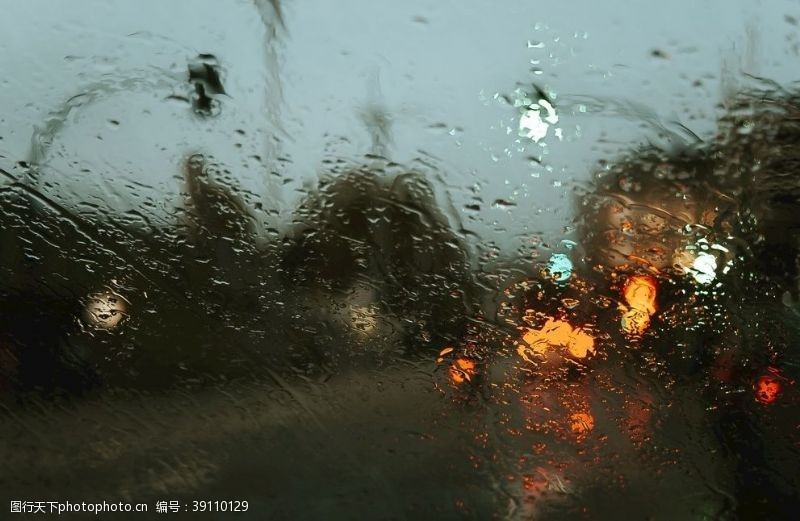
left=620, top=308, right=651, bottom=336
left=449, top=357, right=476, bottom=384
left=517, top=318, right=596, bottom=363
left=83, top=289, right=129, bottom=330
left=566, top=329, right=595, bottom=359
left=620, top=275, right=658, bottom=335
left=623, top=275, right=657, bottom=314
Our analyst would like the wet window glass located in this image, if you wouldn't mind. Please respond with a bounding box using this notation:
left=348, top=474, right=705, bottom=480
left=1, top=1, right=799, bottom=519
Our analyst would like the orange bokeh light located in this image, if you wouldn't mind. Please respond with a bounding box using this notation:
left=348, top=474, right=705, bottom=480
left=569, top=411, right=595, bottom=436
left=449, top=357, right=477, bottom=384
left=623, top=274, right=657, bottom=313
left=517, top=318, right=596, bottom=363
left=620, top=274, right=658, bottom=335
left=755, top=374, right=781, bottom=404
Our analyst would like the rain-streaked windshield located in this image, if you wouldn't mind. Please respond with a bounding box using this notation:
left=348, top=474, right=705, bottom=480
left=1, top=1, right=799, bottom=519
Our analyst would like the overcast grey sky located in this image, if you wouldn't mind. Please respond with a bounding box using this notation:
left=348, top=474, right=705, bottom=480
left=1, top=0, right=798, bottom=252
